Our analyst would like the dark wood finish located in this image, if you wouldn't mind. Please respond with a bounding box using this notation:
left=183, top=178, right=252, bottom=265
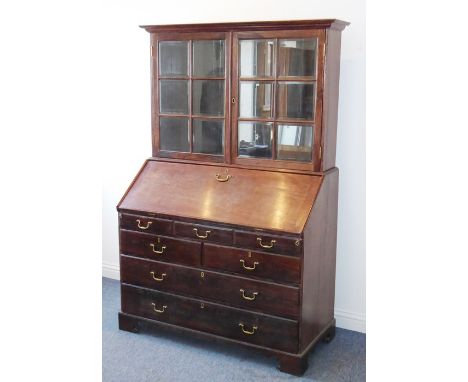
left=121, top=284, right=298, bottom=352
left=233, top=230, right=302, bottom=256
left=202, top=243, right=301, bottom=285
left=120, top=230, right=201, bottom=267
left=120, top=213, right=172, bottom=235
left=174, top=221, right=233, bottom=245
left=277, top=353, right=308, bottom=376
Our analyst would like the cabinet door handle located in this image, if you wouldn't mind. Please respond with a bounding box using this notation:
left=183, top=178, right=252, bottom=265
left=240, top=259, right=259, bottom=271
left=151, top=303, right=167, bottom=313
left=136, top=219, right=152, bottom=230
left=150, top=243, right=166, bottom=254
left=193, top=228, right=211, bottom=238
left=257, top=238, right=276, bottom=249
left=239, top=323, right=257, bottom=335
left=215, top=168, right=231, bottom=182
left=240, top=289, right=258, bottom=301
left=150, top=271, right=166, bottom=281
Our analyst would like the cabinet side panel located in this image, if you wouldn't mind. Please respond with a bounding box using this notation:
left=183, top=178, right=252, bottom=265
left=321, top=30, right=343, bottom=171
left=300, top=168, right=338, bottom=350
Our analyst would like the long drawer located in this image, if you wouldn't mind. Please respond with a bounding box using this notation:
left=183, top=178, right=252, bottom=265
left=120, top=230, right=201, bottom=267
left=203, top=243, right=301, bottom=285
left=120, top=255, right=300, bottom=319
left=121, top=283, right=298, bottom=353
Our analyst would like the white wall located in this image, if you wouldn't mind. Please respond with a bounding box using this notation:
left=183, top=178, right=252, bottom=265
left=101, top=0, right=366, bottom=332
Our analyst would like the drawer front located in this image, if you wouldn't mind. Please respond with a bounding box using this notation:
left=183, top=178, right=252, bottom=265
left=121, top=284, right=298, bottom=353
left=174, top=222, right=233, bottom=245
left=120, top=213, right=172, bottom=235
left=120, top=255, right=299, bottom=319
left=203, top=244, right=301, bottom=285
left=120, top=230, right=200, bottom=266
left=234, top=231, right=302, bottom=256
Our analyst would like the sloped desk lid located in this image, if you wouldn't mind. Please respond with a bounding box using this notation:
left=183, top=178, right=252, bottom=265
left=118, top=161, right=323, bottom=234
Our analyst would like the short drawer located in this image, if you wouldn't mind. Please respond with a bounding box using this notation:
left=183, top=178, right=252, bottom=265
left=203, top=243, right=301, bottom=285
left=120, top=230, right=200, bottom=266
left=174, top=222, right=233, bottom=245
left=120, top=255, right=299, bottom=319
left=120, top=213, right=172, bottom=235
left=121, top=284, right=298, bottom=353
left=234, top=231, right=302, bottom=256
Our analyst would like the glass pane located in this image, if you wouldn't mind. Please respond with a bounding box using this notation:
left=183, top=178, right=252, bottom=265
left=192, top=80, right=224, bottom=116
left=159, top=118, right=189, bottom=152
left=277, top=82, right=315, bottom=120
left=160, top=80, right=189, bottom=114
left=159, top=41, right=188, bottom=77
left=278, top=39, right=317, bottom=77
left=239, top=81, right=273, bottom=118
left=192, top=40, right=225, bottom=77
left=193, top=120, right=224, bottom=155
left=277, top=124, right=313, bottom=162
left=240, top=39, right=274, bottom=77
left=238, top=122, right=272, bottom=158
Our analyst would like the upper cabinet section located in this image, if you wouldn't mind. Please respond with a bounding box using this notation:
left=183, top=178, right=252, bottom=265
left=142, top=20, right=349, bottom=172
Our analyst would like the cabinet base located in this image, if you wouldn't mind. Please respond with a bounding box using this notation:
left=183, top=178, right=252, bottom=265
left=118, top=312, right=335, bottom=376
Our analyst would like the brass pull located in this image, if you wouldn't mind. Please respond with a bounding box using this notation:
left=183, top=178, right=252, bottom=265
left=151, top=303, right=167, bottom=313
left=150, top=243, right=166, bottom=254
left=240, top=289, right=258, bottom=301
left=136, top=219, right=152, bottom=230
left=240, top=259, right=259, bottom=271
left=257, top=238, right=276, bottom=249
left=215, top=168, right=231, bottom=182
left=193, top=228, right=211, bottom=239
left=239, top=323, right=257, bottom=335
left=150, top=271, right=166, bottom=281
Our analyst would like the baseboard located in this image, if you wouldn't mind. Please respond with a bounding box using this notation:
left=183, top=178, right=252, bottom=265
left=102, top=262, right=366, bottom=333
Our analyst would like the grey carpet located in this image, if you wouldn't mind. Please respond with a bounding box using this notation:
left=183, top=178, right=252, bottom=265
left=103, top=277, right=365, bottom=381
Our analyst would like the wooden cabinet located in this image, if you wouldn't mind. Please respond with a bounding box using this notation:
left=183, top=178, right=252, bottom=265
left=117, top=19, right=348, bottom=376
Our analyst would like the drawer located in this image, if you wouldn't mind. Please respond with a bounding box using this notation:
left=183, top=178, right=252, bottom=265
left=120, top=255, right=299, bottom=319
left=234, top=230, right=302, bottom=256
left=121, top=283, right=298, bottom=353
left=120, top=230, right=200, bottom=267
left=174, top=222, right=233, bottom=245
left=120, top=213, right=172, bottom=235
left=203, top=243, right=301, bottom=285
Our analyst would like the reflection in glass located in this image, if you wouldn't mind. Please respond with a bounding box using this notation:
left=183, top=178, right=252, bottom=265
left=278, top=39, right=317, bottom=77
left=192, top=40, right=225, bottom=77
left=239, top=82, right=273, bottom=118
left=192, top=80, right=224, bottom=116
left=159, top=41, right=188, bottom=77
left=277, top=82, right=315, bottom=120
left=193, top=120, right=224, bottom=155
left=240, top=40, right=274, bottom=77
left=159, top=118, right=189, bottom=152
left=160, top=80, right=189, bottom=114
left=238, top=122, right=272, bottom=158
left=277, top=125, right=313, bottom=162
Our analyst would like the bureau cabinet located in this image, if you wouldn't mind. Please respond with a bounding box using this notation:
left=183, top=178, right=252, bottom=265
left=117, top=19, right=348, bottom=376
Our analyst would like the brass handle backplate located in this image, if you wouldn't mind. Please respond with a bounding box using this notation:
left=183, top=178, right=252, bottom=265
left=150, top=243, right=166, bottom=254
left=150, top=271, right=166, bottom=281
left=257, top=238, right=276, bottom=249
left=136, top=219, right=152, bottom=230
left=239, top=323, right=257, bottom=335
left=240, top=289, right=258, bottom=301
left=215, top=168, right=231, bottom=182
left=193, top=228, right=211, bottom=239
left=151, top=303, right=167, bottom=313
left=240, top=259, right=259, bottom=271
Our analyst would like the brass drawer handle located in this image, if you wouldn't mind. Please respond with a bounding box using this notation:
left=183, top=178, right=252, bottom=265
left=136, top=219, right=152, bottom=230
left=240, top=259, right=259, bottom=271
left=193, top=228, right=211, bottom=239
left=151, top=303, right=167, bottom=313
left=150, top=243, right=166, bottom=254
left=240, top=289, right=258, bottom=301
left=257, top=238, right=276, bottom=249
left=150, top=271, right=166, bottom=281
left=239, top=323, right=257, bottom=335
left=215, top=169, right=231, bottom=182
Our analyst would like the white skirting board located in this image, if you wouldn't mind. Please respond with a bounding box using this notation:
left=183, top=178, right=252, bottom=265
left=103, top=263, right=366, bottom=334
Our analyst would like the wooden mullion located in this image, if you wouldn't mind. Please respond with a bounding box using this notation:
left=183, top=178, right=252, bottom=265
left=188, top=39, right=193, bottom=153
left=192, top=115, right=226, bottom=120
left=238, top=117, right=275, bottom=123
left=272, top=38, right=279, bottom=160
left=191, top=76, right=225, bottom=80
left=158, top=75, right=190, bottom=80
left=239, top=77, right=275, bottom=82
